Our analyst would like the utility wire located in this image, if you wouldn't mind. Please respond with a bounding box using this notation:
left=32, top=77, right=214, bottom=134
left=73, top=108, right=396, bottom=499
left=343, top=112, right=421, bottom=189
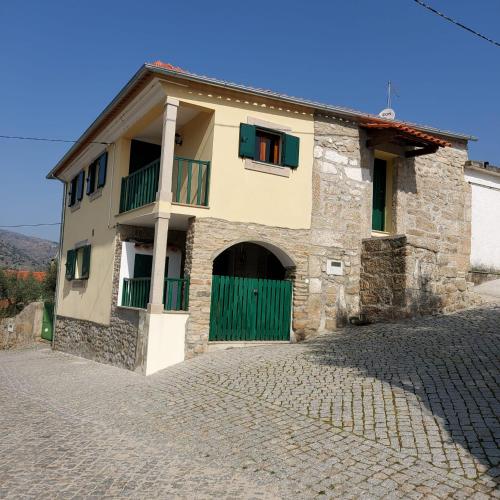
left=412, top=0, right=500, bottom=48
left=0, top=223, right=61, bottom=228
left=0, top=135, right=110, bottom=145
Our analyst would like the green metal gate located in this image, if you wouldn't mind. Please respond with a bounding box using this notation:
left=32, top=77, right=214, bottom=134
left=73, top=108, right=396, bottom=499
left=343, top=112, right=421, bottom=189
left=41, top=301, right=54, bottom=341
left=209, top=275, right=292, bottom=341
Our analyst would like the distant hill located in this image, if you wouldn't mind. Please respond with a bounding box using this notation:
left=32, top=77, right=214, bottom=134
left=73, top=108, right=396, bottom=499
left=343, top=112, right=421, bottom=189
left=0, top=230, right=58, bottom=271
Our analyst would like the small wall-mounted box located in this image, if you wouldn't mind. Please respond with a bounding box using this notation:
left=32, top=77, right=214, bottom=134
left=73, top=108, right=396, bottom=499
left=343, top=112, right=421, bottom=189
left=326, top=259, right=343, bottom=276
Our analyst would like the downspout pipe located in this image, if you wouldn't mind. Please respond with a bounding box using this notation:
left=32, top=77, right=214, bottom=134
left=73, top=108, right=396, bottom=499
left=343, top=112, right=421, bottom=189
left=51, top=178, right=67, bottom=349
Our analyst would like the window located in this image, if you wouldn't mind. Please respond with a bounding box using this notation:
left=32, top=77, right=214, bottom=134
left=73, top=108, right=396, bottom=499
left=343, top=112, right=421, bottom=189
left=86, top=161, right=97, bottom=195
left=67, top=170, right=84, bottom=207
left=76, top=170, right=85, bottom=202
left=239, top=123, right=300, bottom=168
left=255, top=129, right=281, bottom=165
left=86, top=151, right=107, bottom=197
left=68, top=177, right=78, bottom=207
left=65, top=245, right=91, bottom=281
left=97, top=152, right=108, bottom=188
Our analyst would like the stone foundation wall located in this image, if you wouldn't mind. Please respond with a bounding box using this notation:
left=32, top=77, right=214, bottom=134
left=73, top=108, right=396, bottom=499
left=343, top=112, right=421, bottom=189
left=54, top=309, right=142, bottom=370
left=184, top=217, right=310, bottom=357
left=0, top=301, right=43, bottom=350
left=360, top=235, right=473, bottom=322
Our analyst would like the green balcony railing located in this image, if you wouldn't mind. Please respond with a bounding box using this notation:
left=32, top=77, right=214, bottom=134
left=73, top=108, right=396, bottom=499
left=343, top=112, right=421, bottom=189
left=172, top=157, right=210, bottom=206
left=121, top=277, right=190, bottom=311
left=119, top=156, right=211, bottom=214
left=121, top=277, right=151, bottom=309
left=163, top=277, right=190, bottom=311
left=119, top=159, right=160, bottom=213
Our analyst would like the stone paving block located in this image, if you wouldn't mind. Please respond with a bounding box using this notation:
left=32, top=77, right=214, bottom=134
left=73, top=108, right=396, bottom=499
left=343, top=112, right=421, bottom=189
left=0, top=304, right=498, bottom=498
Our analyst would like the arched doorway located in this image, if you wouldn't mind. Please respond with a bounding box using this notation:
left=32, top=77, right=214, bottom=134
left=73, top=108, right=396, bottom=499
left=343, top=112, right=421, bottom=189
left=209, top=242, right=294, bottom=342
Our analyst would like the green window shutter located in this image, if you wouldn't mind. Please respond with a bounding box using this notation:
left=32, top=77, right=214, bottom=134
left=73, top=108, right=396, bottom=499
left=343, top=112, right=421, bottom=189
left=86, top=162, right=95, bottom=195
left=282, top=133, right=300, bottom=168
left=97, top=152, right=108, bottom=188
left=239, top=124, right=256, bottom=159
left=76, top=171, right=85, bottom=201
left=65, top=249, right=76, bottom=280
left=371, top=159, right=387, bottom=231
left=67, top=181, right=74, bottom=207
left=81, top=245, right=91, bottom=279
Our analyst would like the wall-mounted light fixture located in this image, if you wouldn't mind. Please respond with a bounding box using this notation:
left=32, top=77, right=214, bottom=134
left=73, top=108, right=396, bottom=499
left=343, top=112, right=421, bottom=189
left=175, top=133, right=183, bottom=146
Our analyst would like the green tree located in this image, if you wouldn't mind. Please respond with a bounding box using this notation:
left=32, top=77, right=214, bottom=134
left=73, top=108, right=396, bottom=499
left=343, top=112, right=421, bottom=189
left=0, top=269, right=43, bottom=317
left=42, top=259, right=58, bottom=301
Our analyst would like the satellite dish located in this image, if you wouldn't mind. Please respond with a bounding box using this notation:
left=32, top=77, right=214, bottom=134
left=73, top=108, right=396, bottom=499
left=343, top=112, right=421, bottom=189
left=379, top=108, right=396, bottom=120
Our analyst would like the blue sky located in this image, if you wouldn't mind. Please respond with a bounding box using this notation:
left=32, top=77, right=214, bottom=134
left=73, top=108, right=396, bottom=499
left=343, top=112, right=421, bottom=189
left=1, top=0, right=498, bottom=242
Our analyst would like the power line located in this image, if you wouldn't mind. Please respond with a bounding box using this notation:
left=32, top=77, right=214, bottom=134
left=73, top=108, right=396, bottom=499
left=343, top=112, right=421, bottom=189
left=0, top=135, right=110, bottom=145
left=0, top=223, right=61, bottom=228
left=412, top=0, right=500, bottom=48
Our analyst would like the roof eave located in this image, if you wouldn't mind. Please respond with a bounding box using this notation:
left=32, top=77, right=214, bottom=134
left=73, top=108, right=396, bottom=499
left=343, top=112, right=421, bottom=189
left=46, top=65, right=151, bottom=180
left=145, top=63, right=476, bottom=142
left=465, top=160, right=500, bottom=177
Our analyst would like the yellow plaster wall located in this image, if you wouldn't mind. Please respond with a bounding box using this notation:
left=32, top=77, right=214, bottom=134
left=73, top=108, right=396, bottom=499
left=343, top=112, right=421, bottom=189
left=56, top=145, right=117, bottom=325
left=174, top=109, right=214, bottom=161
left=163, top=82, right=314, bottom=229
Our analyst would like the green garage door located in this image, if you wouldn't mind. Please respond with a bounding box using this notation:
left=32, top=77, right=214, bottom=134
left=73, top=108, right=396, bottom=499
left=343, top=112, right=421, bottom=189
left=209, top=275, right=292, bottom=341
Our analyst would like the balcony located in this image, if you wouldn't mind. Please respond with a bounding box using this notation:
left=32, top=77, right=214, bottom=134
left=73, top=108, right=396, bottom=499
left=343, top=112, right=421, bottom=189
left=121, top=277, right=190, bottom=311
left=119, top=156, right=210, bottom=214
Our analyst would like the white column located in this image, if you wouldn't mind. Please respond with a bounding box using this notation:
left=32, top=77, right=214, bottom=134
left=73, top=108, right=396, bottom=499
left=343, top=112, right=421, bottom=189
left=148, top=215, right=169, bottom=313
left=157, top=96, right=179, bottom=203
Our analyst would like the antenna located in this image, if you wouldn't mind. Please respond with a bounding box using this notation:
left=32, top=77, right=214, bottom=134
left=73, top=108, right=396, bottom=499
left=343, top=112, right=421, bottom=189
left=379, top=81, right=396, bottom=120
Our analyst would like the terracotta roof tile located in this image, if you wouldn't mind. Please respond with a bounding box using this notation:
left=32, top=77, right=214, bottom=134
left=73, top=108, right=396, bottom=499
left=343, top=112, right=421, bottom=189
left=150, top=61, right=187, bottom=73
left=5, top=270, right=47, bottom=282
left=360, top=119, right=451, bottom=148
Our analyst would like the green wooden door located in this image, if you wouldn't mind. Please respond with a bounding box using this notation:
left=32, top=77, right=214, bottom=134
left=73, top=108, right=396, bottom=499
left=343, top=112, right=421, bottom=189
left=209, top=276, right=292, bottom=341
left=372, top=158, right=387, bottom=231
left=41, top=302, right=54, bottom=341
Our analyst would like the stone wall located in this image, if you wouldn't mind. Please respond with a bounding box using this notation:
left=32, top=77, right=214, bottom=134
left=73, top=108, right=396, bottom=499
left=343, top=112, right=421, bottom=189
left=360, top=234, right=474, bottom=323
left=54, top=310, right=143, bottom=370
left=0, top=301, right=43, bottom=350
left=184, top=217, right=310, bottom=357
left=468, top=271, right=500, bottom=286
left=53, top=225, right=151, bottom=371
left=308, top=115, right=373, bottom=330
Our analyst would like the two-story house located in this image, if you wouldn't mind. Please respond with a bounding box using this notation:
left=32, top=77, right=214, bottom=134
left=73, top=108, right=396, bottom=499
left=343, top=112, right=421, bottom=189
left=48, top=61, right=475, bottom=375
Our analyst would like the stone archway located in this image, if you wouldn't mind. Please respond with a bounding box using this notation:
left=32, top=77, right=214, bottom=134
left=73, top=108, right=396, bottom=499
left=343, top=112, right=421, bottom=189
left=209, top=241, right=294, bottom=342
left=213, top=242, right=289, bottom=280
left=183, top=218, right=309, bottom=357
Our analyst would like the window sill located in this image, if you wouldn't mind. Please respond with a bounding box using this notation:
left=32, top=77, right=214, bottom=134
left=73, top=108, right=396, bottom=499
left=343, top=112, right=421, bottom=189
left=244, top=159, right=290, bottom=178
left=88, top=188, right=103, bottom=202
left=69, top=202, right=81, bottom=213
left=70, top=279, right=87, bottom=290
left=172, top=202, right=210, bottom=210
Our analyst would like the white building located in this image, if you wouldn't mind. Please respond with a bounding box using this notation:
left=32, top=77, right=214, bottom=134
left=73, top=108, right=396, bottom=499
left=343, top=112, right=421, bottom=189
left=464, top=161, right=500, bottom=276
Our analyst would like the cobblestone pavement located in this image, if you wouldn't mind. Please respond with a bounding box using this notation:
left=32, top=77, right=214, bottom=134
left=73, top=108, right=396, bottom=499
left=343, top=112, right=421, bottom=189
left=1, top=305, right=499, bottom=499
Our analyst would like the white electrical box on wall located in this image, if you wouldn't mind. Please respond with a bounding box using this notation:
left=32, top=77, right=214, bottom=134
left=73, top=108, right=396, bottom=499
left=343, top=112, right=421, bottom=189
left=326, top=259, right=343, bottom=276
